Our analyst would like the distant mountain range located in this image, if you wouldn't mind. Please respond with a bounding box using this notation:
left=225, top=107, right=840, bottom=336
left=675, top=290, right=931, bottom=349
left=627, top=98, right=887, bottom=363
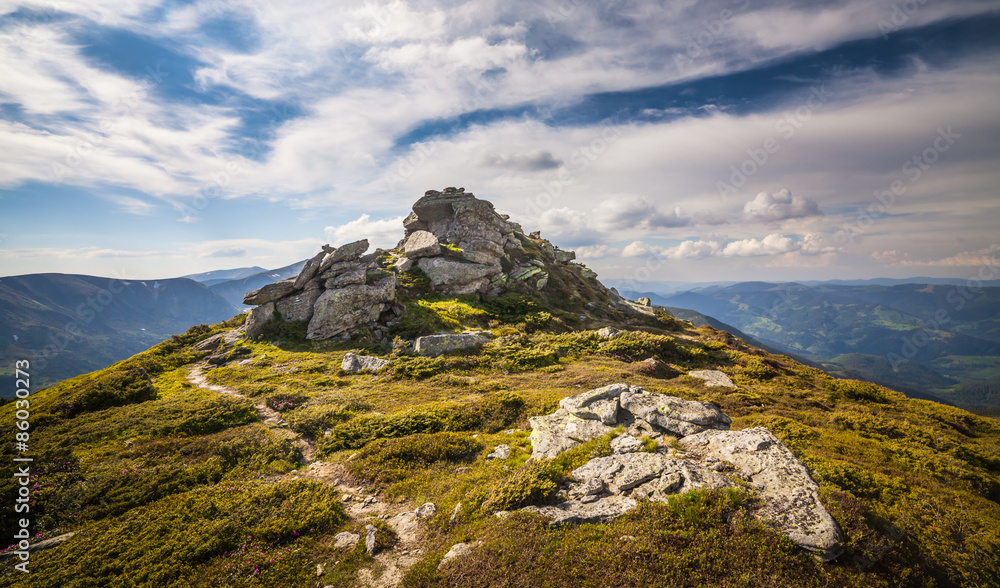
left=182, top=266, right=267, bottom=287
left=204, top=260, right=307, bottom=309
left=607, top=277, right=1000, bottom=294
left=623, top=282, right=1000, bottom=410
left=0, top=274, right=238, bottom=394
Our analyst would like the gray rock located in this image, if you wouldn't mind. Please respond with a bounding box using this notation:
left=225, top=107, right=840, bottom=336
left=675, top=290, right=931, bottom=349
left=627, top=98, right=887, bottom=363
left=486, top=444, right=511, bottom=460
left=403, top=211, right=426, bottom=232
left=619, top=387, right=731, bottom=436
left=403, top=230, right=441, bottom=259
left=678, top=428, right=843, bottom=561
left=521, top=495, right=638, bottom=526
left=536, top=274, right=549, bottom=290
left=333, top=531, right=360, bottom=550
left=364, top=524, right=378, bottom=555
left=243, top=279, right=296, bottom=305
left=449, top=502, right=463, bottom=524
left=394, top=256, right=414, bottom=273
left=341, top=352, right=390, bottom=373
left=318, top=260, right=366, bottom=280
left=610, top=434, right=644, bottom=454
left=329, top=239, right=369, bottom=264
left=554, top=250, right=576, bottom=263
left=244, top=302, right=275, bottom=339
left=307, top=276, right=396, bottom=340
left=193, top=333, right=224, bottom=351
left=439, top=541, right=477, bottom=569
left=580, top=267, right=598, bottom=280
left=275, top=282, right=322, bottom=322
left=293, top=250, right=327, bottom=290
left=414, top=331, right=492, bottom=356
left=417, top=257, right=500, bottom=295
left=558, top=383, right=630, bottom=425
left=324, top=269, right=366, bottom=289
left=528, top=409, right=618, bottom=459
left=415, top=502, right=437, bottom=519
left=597, top=327, right=622, bottom=340
left=688, top=369, right=737, bottom=389
left=637, top=297, right=652, bottom=306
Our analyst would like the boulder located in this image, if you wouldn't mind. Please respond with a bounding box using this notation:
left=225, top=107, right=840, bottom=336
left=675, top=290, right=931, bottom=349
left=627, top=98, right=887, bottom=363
left=415, top=502, right=437, bottom=519
left=307, top=276, right=396, bottom=340
left=341, top=352, right=390, bottom=373
left=403, top=230, right=441, bottom=259
left=394, top=256, right=414, bottom=273
left=403, top=189, right=521, bottom=263
left=244, top=302, right=276, bottom=339
left=486, top=444, right=511, bottom=460
left=193, top=333, right=224, bottom=352
left=529, top=384, right=730, bottom=458
left=243, top=279, right=296, bottom=305
left=364, top=524, right=378, bottom=555
left=597, top=327, right=622, bottom=340
left=610, top=434, right=644, bottom=454
left=637, top=297, right=652, bottom=307
left=417, top=257, right=500, bottom=295
left=554, top=249, right=576, bottom=263
left=293, top=250, right=327, bottom=290
left=318, top=260, right=366, bottom=280
left=324, top=269, right=366, bottom=289
left=679, top=428, right=843, bottom=560
left=521, top=495, right=638, bottom=526
left=414, top=331, right=493, bottom=356
left=320, top=239, right=369, bottom=272
left=439, top=541, right=479, bottom=569
left=275, top=282, right=322, bottom=322
left=333, top=532, right=360, bottom=550
left=619, top=387, right=731, bottom=437
left=688, top=369, right=737, bottom=389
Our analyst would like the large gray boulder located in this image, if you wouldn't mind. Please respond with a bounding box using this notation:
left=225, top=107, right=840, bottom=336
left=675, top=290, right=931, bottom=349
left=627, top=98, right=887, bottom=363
left=688, top=369, right=737, bottom=389
left=417, top=257, right=501, bottom=295
left=293, top=250, right=327, bottom=290
left=275, top=281, right=322, bottom=322
left=320, top=239, right=369, bottom=272
left=244, top=302, right=275, bottom=339
left=243, top=279, right=296, bottom=305
left=307, top=275, right=396, bottom=340
left=619, top=387, right=731, bottom=437
left=341, top=352, right=390, bottom=373
left=521, top=495, right=638, bottom=525
left=528, top=384, right=730, bottom=459
left=402, top=188, right=522, bottom=261
left=679, top=428, right=843, bottom=560
left=414, top=331, right=493, bottom=356
left=403, top=230, right=441, bottom=259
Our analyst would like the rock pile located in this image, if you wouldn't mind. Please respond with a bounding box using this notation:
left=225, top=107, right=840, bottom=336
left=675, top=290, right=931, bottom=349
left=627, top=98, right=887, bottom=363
left=242, top=187, right=605, bottom=342
left=242, top=238, right=401, bottom=341
left=524, top=384, right=844, bottom=561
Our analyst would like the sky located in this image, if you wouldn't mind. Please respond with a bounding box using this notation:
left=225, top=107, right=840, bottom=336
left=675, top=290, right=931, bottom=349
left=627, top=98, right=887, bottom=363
left=1, top=0, right=999, bottom=284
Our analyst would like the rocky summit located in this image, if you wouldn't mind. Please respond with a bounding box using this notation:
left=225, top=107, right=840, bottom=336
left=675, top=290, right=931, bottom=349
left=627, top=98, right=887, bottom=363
left=242, top=187, right=596, bottom=343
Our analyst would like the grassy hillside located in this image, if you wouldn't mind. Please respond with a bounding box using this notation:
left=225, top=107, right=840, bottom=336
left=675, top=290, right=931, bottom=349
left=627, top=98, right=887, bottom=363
left=1, top=286, right=998, bottom=587
left=0, top=274, right=241, bottom=393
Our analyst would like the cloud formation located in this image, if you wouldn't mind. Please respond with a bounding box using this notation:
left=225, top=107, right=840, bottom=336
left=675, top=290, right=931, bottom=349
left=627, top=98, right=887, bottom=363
left=742, top=189, right=822, bottom=222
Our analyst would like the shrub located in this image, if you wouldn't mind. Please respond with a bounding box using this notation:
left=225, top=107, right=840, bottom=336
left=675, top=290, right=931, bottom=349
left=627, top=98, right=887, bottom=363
left=828, top=380, right=903, bottom=404
left=739, top=357, right=777, bottom=380
left=54, top=369, right=157, bottom=417
left=482, top=459, right=561, bottom=512
left=601, top=331, right=684, bottom=363
left=347, top=432, right=483, bottom=485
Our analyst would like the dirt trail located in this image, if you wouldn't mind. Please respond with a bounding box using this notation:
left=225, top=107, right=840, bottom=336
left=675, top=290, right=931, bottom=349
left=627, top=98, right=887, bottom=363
left=185, top=362, right=424, bottom=587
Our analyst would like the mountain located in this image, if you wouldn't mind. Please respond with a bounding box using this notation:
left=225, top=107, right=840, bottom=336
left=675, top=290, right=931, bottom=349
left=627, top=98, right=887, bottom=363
left=208, top=259, right=307, bottom=309
left=0, top=273, right=238, bottom=394
left=634, top=283, right=1000, bottom=409
left=181, top=266, right=267, bottom=286
left=2, top=189, right=999, bottom=587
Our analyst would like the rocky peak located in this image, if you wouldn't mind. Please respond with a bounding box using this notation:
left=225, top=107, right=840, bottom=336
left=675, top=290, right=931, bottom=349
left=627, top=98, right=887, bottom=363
left=241, top=186, right=611, bottom=343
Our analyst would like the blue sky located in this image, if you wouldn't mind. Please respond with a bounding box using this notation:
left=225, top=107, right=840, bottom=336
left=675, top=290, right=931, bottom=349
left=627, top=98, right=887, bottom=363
left=1, top=0, right=999, bottom=283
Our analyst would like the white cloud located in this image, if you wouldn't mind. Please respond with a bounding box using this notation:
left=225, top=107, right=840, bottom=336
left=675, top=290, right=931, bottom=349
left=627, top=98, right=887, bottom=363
left=665, top=233, right=826, bottom=259
left=742, top=189, right=821, bottom=222
left=594, top=195, right=689, bottom=230
left=721, top=234, right=796, bottom=257
left=324, top=214, right=406, bottom=250
left=622, top=241, right=666, bottom=258
left=575, top=244, right=619, bottom=260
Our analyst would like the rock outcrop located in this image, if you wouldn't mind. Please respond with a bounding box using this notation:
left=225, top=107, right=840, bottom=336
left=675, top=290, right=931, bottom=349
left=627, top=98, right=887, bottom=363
left=240, top=187, right=622, bottom=342
left=414, top=331, right=493, bottom=356
left=524, top=384, right=844, bottom=561
left=528, top=383, right=732, bottom=459
left=341, top=352, right=390, bottom=373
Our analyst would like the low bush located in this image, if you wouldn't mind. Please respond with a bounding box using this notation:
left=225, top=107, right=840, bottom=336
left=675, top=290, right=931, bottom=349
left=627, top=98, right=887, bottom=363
left=347, top=432, right=483, bottom=485
left=828, top=380, right=903, bottom=404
